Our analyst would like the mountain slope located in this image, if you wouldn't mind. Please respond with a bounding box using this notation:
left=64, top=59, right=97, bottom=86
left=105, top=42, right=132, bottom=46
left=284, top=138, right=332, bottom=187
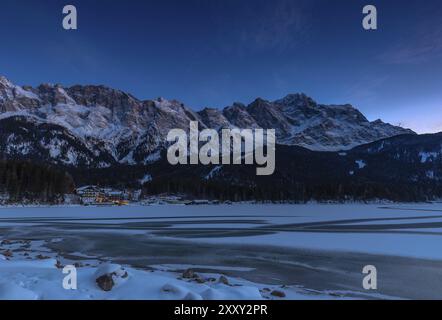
left=138, top=133, right=442, bottom=202
left=0, top=76, right=414, bottom=169
left=0, top=116, right=117, bottom=167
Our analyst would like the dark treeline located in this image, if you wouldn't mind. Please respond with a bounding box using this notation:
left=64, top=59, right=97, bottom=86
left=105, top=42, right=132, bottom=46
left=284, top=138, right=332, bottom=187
left=142, top=176, right=442, bottom=203
left=138, top=141, right=442, bottom=202
left=0, top=160, right=75, bottom=203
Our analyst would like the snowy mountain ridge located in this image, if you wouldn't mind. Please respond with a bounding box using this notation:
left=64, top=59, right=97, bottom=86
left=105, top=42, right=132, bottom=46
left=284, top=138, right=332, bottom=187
left=0, top=76, right=414, bottom=167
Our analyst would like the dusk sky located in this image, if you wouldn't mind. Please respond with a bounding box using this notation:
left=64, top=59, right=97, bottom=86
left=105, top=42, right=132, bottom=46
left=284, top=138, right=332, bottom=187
left=0, top=0, right=441, bottom=133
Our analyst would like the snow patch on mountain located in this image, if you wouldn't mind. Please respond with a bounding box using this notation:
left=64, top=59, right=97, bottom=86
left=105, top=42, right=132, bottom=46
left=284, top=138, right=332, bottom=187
left=139, top=174, right=153, bottom=185
left=14, top=86, right=41, bottom=101
left=144, top=150, right=162, bottom=164
left=205, top=166, right=223, bottom=180
left=355, top=160, right=367, bottom=169
left=120, top=150, right=136, bottom=165
left=426, top=170, right=435, bottom=179
left=419, top=151, right=439, bottom=163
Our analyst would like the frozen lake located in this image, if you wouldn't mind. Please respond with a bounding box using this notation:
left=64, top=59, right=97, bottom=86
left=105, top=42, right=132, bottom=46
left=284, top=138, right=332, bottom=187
left=1, top=203, right=442, bottom=299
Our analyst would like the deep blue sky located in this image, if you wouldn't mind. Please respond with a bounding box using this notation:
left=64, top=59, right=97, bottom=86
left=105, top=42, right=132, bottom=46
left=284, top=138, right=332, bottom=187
left=0, top=0, right=441, bottom=133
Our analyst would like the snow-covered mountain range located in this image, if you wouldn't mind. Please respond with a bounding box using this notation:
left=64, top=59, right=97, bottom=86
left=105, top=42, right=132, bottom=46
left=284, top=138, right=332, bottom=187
left=0, top=76, right=414, bottom=168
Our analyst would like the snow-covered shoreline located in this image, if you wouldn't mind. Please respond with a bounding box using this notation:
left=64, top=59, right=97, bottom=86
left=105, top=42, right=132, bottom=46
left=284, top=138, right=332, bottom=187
left=0, top=199, right=439, bottom=209
left=0, top=238, right=373, bottom=300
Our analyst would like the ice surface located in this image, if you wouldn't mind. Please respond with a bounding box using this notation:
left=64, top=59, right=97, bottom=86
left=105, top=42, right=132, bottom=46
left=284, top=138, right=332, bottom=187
left=1, top=203, right=442, bottom=260
left=1, top=203, right=442, bottom=299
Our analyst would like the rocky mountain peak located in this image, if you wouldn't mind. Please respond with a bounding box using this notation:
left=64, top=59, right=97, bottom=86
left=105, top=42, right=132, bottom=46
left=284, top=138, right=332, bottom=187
left=198, top=107, right=231, bottom=130
left=0, top=76, right=13, bottom=88
left=65, top=85, right=139, bottom=110
left=274, top=93, right=317, bottom=108
left=223, top=103, right=259, bottom=129
left=0, top=76, right=417, bottom=169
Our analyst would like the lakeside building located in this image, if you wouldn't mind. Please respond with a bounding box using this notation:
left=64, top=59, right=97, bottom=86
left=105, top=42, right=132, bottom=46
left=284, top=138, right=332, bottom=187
left=76, top=186, right=104, bottom=205
left=75, top=186, right=135, bottom=205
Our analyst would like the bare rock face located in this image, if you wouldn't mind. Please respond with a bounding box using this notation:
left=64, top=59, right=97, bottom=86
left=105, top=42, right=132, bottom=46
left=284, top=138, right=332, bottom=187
left=247, top=98, right=293, bottom=138
left=197, top=108, right=232, bottom=130
left=0, top=75, right=415, bottom=169
left=0, top=76, right=41, bottom=112
left=223, top=103, right=259, bottom=129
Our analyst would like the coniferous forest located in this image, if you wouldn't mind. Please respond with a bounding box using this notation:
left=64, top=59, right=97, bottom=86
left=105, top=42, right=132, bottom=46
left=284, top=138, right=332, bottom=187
left=141, top=175, right=442, bottom=203
left=0, top=160, right=75, bottom=203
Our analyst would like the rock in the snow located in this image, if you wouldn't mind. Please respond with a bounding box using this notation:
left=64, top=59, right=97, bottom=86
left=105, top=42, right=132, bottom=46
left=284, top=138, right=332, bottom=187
left=218, top=275, right=230, bottom=285
left=36, top=254, right=50, bottom=260
left=94, top=263, right=129, bottom=291
left=0, top=240, right=11, bottom=246
left=182, top=268, right=205, bottom=283
left=194, top=276, right=206, bottom=284
left=182, top=268, right=197, bottom=279
left=270, top=290, right=286, bottom=298
left=94, top=263, right=124, bottom=278
left=96, top=274, right=115, bottom=292
left=2, top=250, right=12, bottom=258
